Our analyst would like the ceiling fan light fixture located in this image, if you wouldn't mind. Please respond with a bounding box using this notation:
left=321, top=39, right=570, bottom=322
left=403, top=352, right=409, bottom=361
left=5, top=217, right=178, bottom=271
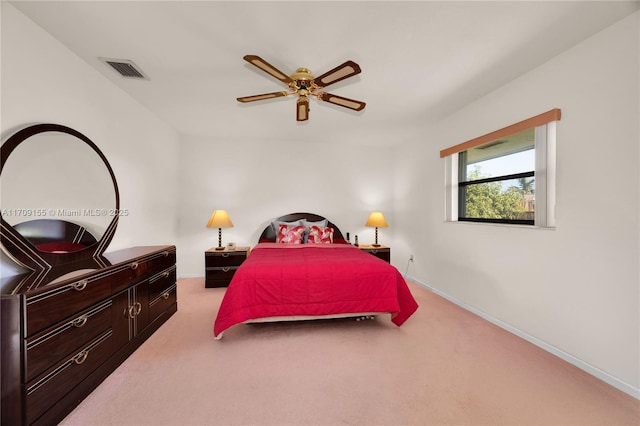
left=237, top=55, right=365, bottom=121
left=297, top=96, right=309, bottom=122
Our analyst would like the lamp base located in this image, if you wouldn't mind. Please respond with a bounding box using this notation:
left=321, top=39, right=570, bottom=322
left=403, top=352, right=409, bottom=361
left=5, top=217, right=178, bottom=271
left=215, top=246, right=225, bottom=251
left=371, top=243, right=381, bottom=247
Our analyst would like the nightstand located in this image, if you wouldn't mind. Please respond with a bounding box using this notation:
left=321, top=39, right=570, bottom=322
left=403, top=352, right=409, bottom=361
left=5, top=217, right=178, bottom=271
left=205, top=247, right=250, bottom=288
left=358, top=244, right=390, bottom=263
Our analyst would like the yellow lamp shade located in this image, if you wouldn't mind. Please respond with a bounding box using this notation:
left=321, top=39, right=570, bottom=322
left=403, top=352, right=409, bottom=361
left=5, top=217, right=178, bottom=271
left=207, top=210, right=234, bottom=228
left=365, top=212, right=388, bottom=228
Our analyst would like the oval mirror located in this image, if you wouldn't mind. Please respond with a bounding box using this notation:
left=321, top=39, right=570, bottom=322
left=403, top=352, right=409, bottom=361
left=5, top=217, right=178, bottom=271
left=0, top=124, right=119, bottom=272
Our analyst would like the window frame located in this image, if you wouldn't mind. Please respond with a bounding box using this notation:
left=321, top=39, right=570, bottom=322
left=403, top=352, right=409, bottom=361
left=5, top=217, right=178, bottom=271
left=442, top=109, right=560, bottom=228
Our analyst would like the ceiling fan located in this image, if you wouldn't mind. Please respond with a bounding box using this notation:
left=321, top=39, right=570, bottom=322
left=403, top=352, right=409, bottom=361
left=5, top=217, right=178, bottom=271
left=236, top=55, right=366, bottom=122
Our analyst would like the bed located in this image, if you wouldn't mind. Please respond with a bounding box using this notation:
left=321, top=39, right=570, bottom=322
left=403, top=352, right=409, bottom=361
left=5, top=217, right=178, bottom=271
left=213, top=213, right=419, bottom=339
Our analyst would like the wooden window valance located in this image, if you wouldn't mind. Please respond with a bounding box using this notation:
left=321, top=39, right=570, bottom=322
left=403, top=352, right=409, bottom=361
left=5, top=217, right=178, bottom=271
left=439, top=108, right=561, bottom=158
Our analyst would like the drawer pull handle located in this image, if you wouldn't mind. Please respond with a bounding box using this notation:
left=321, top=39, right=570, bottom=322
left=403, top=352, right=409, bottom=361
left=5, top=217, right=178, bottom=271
left=222, top=267, right=230, bottom=272
left=371, top=250, right=378, bottom=254
left=72, top=315, right=88, bottom=328
left=71, top=280, right=88, bottom=291
left=222, top=253, right=230, bottom=258
left=130, top=262, right=139, bottom=270
left=163, top=272, right=170, bottom=278
left=162, top=292, right=170, bottom=300
left=125, top=303, right=142, bottom=318
left=163, top=251, right=169, bottom=257
left=125, top=306, right=135, bottom=319
left=73, top=350, right=89, bottom=365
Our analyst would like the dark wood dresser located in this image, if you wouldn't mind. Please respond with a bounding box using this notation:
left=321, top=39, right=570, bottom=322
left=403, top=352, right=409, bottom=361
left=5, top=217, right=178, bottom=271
left=0, top=245, right=177, bottom=425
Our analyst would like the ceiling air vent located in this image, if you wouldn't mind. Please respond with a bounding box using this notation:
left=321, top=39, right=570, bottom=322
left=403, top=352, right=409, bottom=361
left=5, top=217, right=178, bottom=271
left=99, top=58, right=149, bottom=80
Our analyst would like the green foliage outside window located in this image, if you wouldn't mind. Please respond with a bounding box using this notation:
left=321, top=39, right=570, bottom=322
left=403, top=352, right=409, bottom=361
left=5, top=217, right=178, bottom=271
left=463, top=167, right=532, bottom=220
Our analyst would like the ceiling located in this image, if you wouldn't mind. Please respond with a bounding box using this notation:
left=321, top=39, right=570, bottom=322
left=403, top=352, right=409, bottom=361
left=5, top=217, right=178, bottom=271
left=8, top=1, right=639, bottom=146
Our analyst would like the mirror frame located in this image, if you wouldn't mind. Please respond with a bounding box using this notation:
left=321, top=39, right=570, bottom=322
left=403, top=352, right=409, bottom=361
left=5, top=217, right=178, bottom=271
left=1, top=123, right=120, bottom=274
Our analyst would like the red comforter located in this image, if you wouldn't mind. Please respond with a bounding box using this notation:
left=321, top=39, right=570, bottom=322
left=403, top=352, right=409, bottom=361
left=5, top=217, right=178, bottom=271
left=213, top=243, right=419, bottom=338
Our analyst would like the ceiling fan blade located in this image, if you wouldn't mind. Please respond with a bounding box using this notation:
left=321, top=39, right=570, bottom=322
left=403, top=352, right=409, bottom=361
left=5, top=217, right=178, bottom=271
left=317, top=92, right=366, bottom=111
left=237, top=91, right=290, bottom=103
left=313, top=60, right=362, bottom=89
left=243, top=55, right=293, bottom=85
left=296, top=96, right=309, bottom=122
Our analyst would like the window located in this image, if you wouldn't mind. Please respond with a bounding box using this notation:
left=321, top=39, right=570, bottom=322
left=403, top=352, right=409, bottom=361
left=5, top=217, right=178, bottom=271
left=459, top=128, right=535, bottom=224
left=441, top=109, right=560, bottom=227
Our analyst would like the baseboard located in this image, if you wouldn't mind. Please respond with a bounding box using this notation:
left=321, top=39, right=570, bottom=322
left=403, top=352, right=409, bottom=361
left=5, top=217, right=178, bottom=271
left=407, top=275, right=640, bottom=400
left=178, top=273, right=203, bottom=279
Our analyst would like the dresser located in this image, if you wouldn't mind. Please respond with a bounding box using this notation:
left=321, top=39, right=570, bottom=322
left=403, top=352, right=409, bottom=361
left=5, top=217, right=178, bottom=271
left=205, top=246, right=249, bottom=287
left=0, top=245, right=177, bottom=426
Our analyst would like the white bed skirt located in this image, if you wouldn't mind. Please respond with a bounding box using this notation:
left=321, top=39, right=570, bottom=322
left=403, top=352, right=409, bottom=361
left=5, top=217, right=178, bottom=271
left=214, top=312, right=383, bottom=339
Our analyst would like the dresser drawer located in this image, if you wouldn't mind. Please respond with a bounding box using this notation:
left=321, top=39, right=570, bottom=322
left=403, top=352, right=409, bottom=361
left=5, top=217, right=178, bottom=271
left=205, top=251, right=246, bottom=267
left=359, top=246, right=391, bottom=263
left=108, top=258, right=154, bottom=294
left=149, top=283, right=177, bottom=321
left=369, top=250, right=390, bottom=263
left=147, top=249, right=177, bottom=276
left=205, top=266, right=239, bottom=288
left=26, top=301, right=112, bottom=382
left=26, top=276, right=112, bottom=336
left=148, top=266, right=176, bottom=303
left=110, top=249, right=176, bottom=294
left=26, top=330, right=114, bottom=425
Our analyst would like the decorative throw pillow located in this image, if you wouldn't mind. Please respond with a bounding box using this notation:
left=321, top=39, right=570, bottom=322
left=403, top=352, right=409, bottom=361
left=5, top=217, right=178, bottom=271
left=271, top=219, right=305, bottom=236
left=276, top=224, right=306, bottom=244
left=305, top=219, right=328, bottom=229
left=303, top=219, right=328, bottom=243
left=307, top=225, right=334, bottom=244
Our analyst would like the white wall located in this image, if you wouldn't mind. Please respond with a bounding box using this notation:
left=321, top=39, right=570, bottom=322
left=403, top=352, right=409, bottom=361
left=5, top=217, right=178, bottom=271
left=176, top=135, right=395, bottom=276
left=3, top=0, right=637, bottom=399
left=1, top=1, right=398, bottom=278
left=1, top=3, right=181, bottom=275
left=395, top=12, right=639, bottom=395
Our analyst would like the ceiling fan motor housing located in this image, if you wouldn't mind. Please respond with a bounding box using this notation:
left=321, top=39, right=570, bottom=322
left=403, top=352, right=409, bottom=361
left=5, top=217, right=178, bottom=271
left=291, top=68, right=314, bottom=94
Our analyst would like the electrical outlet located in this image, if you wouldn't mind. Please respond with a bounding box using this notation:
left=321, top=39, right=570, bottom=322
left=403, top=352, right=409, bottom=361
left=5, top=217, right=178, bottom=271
left=409, top=254, right=414, bottom=262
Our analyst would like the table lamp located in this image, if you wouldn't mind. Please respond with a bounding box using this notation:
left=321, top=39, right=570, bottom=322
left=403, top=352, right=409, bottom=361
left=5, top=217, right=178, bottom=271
left=207, top=210, right=234, bottom=250
left=365, top=211, right=388, bottom=247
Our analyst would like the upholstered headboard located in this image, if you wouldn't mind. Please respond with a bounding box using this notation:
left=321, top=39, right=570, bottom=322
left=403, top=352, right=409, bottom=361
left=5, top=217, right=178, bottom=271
left=258, top=212, right=346, bottom=243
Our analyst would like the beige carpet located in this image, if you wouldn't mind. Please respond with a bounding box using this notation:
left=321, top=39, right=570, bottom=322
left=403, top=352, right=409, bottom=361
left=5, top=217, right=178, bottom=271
left=59, top=277, right=639, bottom=426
